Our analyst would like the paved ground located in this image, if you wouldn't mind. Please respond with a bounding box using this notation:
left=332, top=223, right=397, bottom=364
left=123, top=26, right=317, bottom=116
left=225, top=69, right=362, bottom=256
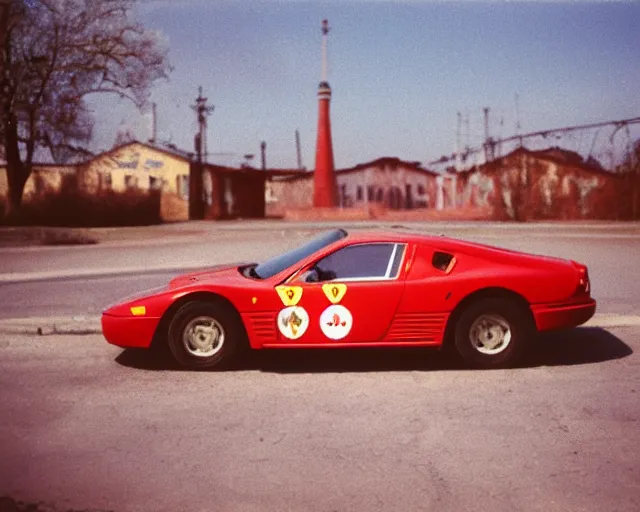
left=1, top=221, right=639, bottom=511
left=2, top=220, right=640, bottom=277
left=0, top=326, right=638, bottom=512
left=0, top=272, right=180, bottom=320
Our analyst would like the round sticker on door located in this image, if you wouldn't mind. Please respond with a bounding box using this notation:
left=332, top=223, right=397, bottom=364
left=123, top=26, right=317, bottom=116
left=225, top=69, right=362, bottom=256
left=277, top=306, right=309, bottom=340
left=320, top=305, right=353, bottom=340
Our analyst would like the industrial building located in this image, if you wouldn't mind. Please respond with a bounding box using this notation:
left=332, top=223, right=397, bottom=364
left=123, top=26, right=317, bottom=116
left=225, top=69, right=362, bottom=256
left=267, top=157, right=438, bottom=215
left=0, top=140, right=303, bottom=222
left=1, top=18, right=629, bottom=223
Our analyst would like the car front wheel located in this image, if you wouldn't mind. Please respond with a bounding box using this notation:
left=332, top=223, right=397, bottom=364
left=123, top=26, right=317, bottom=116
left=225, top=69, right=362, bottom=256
left=454, top=298, right=533, bottom=369
left=167, top=300, right=243, bottom=370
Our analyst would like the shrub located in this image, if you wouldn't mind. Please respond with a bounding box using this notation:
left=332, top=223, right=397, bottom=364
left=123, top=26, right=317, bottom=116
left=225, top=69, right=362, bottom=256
left=40, top=229, right=98, bottom=245
left=1, top=187, right=162, bottom=227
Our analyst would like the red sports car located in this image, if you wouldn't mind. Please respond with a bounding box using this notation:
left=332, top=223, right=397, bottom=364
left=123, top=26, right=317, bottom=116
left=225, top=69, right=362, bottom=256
left=102, top=229, right=596, bottom=369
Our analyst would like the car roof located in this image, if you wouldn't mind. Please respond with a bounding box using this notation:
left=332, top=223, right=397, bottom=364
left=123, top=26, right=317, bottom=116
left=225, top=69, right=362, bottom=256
left=342, top=229, right=567, bottom=266
left=342, top=229, right=517, bottom=256
left=344, top=229, right=444, bottom=245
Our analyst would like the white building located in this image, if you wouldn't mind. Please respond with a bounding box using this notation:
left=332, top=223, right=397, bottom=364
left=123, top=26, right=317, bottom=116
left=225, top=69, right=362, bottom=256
left=268, top=157, right=438, bottom=214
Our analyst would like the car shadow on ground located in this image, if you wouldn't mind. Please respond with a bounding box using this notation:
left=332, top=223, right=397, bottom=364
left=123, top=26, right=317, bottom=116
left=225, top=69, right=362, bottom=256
left=114, top=327, right=633, bottom=373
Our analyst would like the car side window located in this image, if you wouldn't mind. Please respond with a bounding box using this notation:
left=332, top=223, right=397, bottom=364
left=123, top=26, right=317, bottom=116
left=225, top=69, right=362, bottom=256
left=312, top=243, right=403, bottom=281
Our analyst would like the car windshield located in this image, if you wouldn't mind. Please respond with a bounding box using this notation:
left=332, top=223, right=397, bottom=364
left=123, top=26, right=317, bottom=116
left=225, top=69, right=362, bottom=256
left=253, top=229, right=348, bottom=279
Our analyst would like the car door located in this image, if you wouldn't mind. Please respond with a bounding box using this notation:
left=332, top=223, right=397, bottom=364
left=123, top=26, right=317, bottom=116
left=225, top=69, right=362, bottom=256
left=274, top=242, right=408, bottom=344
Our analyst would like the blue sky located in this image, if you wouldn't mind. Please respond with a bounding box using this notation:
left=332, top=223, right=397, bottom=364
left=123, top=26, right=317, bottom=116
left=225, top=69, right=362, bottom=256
left=89, top=0, right=640, bottom=169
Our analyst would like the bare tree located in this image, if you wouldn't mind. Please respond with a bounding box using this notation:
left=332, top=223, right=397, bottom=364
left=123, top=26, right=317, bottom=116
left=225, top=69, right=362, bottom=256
left=1, top=0, right=170, bottom=218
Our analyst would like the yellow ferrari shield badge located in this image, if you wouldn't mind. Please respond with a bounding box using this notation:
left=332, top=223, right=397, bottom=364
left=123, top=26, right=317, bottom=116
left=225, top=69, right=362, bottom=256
left=322, top=283, right=347, bottom=304
left=275, top=285, right=303, bottom=306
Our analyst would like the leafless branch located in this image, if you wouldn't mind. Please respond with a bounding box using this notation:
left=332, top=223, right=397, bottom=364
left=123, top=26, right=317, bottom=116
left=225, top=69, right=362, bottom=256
left=1, top=0, right=170, bottom=209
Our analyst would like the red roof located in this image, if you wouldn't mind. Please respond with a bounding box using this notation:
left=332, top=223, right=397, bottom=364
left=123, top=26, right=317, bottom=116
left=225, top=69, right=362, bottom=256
left=340, top=156, right=436, bottom=176
left=453, top=146, right=615, bottom=179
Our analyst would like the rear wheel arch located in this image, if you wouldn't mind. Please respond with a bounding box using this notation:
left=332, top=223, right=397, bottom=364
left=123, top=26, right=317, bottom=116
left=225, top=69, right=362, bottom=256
left=443, top=287, right=534, bottom=348
left=151, top=291, right=248, bottom=351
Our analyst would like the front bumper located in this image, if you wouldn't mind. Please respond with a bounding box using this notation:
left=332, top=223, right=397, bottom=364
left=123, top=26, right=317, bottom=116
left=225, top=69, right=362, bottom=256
left=101, top=313, right=160, bottom=349
left=531, top=299, right=596, bottom=332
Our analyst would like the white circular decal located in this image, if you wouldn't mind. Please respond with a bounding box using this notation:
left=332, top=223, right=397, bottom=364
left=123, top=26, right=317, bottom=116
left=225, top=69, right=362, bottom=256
left=320, top=305, right=353, bottom=340
left=277, top=306, right=309, bottom=340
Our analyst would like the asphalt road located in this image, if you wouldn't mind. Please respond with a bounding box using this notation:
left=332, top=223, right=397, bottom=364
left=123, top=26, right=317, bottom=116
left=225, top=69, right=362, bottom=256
left=0, top=271, right=188, bottom=320
left=1, top=327, right=638, bottom=512
left=1, top=223, right=639, bottom=511
left=1, top=229, right=639, bottom=318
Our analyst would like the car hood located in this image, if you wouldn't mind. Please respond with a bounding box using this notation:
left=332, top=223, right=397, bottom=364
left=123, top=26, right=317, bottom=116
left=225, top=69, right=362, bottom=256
left=168, top=262, right=253, bottom=288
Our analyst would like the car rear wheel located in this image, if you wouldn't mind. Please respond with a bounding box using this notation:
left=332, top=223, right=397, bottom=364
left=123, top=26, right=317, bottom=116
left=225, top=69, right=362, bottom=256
left=167, top=300, right=243, bottom=370
left=453, top=298, right=532, bottom=369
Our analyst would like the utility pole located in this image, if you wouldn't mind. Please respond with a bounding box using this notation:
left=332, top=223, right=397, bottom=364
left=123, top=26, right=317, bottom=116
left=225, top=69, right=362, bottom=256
left=515, top=93, right=523, bottom=147
left=191, top=86, right=215, bottom=162
left=483, top=107, right=496, bottom=163
left=190, top=133, right=203, bottom=220
left=483, top=107, right=490, bottom=162
left=455, top=111, right=462, bottom=171
left=189, top=87, right=214, bottom=220
left=626, top=123, right=638, bottom=220
left=295, top=129, right=303, bottom=170
left=150, top=102, right=157, bottom=144
left=465, top=110, right=471, bottom=153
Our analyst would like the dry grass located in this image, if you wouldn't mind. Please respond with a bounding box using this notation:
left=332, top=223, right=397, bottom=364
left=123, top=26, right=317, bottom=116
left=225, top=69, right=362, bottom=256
left=0, top=226, right=98, bottom=247
left=0, top=188, right=162, bottom=228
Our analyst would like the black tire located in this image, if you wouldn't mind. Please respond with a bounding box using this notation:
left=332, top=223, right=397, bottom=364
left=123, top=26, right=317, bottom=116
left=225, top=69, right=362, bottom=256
left=167, top=300, right=244, bottom=370
left=453, top=298, right=533, bottom=369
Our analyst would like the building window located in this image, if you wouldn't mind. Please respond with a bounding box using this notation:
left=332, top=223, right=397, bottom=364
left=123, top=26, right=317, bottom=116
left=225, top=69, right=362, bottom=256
left=34, top=172, right=45, bottom=195
left=416, top=183, right=427, bottom=208
left=61, top=173, right=78, bottom=192
left=376, top=188, right=384, bottom=202
left=100, top=172, right=112, bottom=191
left=149, top=176, right=162, bottom=190
left=405, top=184, right=413, bottom=209
left=368, top=186, right=375, bottom=201
left=124, top=174, right=138, bottom=189
left=356, top=186, right=363, bottom=201
left=388, top=187, right=402, bottom=210
left=179, top=175, right=189, bottom=199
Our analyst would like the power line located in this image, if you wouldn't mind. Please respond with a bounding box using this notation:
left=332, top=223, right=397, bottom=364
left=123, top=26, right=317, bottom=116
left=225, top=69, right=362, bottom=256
left=499, top=116, right=640, bottom=146
left=430, top=115, right=640, bottom=166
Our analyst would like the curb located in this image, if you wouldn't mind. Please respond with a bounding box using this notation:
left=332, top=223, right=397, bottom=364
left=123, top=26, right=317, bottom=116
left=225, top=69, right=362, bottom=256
left=583, top=314, right=640, bottom=328
left=0, top=316, right=102, bottom=335
left=0, top=314, right=639, bottom=337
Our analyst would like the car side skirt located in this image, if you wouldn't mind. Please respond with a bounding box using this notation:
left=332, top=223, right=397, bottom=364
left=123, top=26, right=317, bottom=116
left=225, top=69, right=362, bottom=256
left=261, top=340, right=443, bottom=349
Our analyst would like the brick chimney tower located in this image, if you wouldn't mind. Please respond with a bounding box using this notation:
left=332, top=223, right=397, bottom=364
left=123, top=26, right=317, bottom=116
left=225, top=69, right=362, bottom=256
left=313, top=19, right=338, bottom=207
